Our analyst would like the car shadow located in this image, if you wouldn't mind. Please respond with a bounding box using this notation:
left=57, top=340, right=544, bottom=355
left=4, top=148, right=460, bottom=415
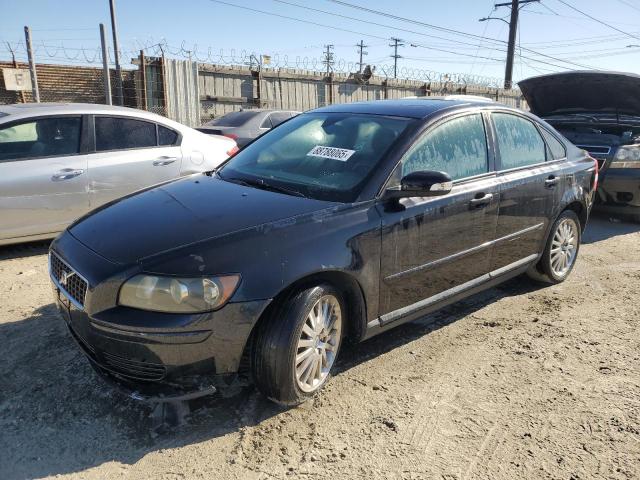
left=583, top=212, right=640, bottom=244
left=0, top=275, right=542, bottom=480
left=0, top=240, right=50, bottom=261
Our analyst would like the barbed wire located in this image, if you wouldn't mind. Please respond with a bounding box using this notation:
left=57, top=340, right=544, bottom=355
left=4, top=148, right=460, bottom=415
left=1, top=38, right=507, bottom=88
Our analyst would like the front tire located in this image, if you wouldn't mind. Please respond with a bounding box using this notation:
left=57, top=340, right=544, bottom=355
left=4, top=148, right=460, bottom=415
left=527, top=209, right=581, bottom=284
left=251, top=284, right=344, bottom=406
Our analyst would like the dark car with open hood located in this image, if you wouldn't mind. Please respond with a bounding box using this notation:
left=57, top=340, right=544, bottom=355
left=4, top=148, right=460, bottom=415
left=49, top=98, right=597, bottom=405
left=520, top=71, right=640, bottom=221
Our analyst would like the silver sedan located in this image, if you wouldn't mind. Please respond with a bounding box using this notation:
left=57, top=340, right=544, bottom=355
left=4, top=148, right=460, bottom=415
left=0, top=103, right=237, bottom=246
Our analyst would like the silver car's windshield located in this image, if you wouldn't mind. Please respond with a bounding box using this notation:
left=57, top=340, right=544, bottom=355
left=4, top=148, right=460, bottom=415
left=219, top=112, right=414, bottom=202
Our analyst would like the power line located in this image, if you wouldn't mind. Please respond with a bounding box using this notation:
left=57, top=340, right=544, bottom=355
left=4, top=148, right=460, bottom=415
left=554, top=0, right=640, bottom=41
left=322, top=0, right=598, bottom=70
left=614, top=0, right=640, bottom=14
left=272, top=0, right=508, bottom=54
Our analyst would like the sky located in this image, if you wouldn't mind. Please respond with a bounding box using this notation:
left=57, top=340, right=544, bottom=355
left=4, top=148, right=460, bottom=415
left=1, top=0, right=639, bottom=87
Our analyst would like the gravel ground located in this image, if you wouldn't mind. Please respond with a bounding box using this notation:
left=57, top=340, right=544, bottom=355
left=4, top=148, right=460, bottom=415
left=1, top=214, right=639, bottom=480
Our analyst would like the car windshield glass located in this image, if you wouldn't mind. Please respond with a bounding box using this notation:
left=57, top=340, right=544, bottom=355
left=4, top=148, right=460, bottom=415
left=219, top=112, right=414, bottom=202
left=207, top=111, right=259, bottom=127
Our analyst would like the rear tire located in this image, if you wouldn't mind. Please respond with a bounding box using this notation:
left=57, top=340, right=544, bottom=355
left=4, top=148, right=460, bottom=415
left=251, top=284, right=344, bottom=406
left=527, top=209, right=581, bottom=284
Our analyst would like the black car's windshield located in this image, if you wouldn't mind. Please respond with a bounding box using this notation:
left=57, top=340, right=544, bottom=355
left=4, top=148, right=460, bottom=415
left=219, top=112, right=414, bottom=202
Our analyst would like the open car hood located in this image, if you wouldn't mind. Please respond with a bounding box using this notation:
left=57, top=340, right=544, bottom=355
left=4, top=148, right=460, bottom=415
left=519, top=71, right=640, bottom=118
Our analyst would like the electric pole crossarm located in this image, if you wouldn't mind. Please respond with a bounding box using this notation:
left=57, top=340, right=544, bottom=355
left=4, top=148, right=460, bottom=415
left=493, top=0, right=538, bottom=89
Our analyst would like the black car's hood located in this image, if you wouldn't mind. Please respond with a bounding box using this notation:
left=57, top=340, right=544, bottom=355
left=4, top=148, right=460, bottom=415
left=519, top=71, right=640, bottom=118
left=70, top=175, right=336, bottom=264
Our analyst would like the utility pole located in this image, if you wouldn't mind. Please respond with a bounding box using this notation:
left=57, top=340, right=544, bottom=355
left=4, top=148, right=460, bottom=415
left=23, top=26, right=40, bottom=102
left=356, top=40, right=368, bottom=74
left=99, top=23, right=112, bottom=105
left=493, top=0, right=539, bottom=89
left=322, top=44, right=334, bottom=76
left=389, top=37, right=404, bottom=79
left=109, top=0, right=124, bottom=105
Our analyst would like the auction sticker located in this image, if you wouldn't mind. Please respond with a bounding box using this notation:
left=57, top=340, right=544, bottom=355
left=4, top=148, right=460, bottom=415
left=307, top=145, right=356, bottom=161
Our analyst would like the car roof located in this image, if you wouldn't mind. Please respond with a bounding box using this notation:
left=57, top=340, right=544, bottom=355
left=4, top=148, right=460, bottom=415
left=0, top=102, right=174, bottom=123
left=310, top=98, right=499, bottom=119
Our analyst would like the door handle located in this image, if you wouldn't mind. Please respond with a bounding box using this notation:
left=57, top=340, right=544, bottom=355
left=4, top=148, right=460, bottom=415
left=153, top=156, right=178, bottom=166
left=545, top=176, right=559, bottom=188
left=469, top=193, right=493, bottom=207
left=52, top=169, right=84, bottom=180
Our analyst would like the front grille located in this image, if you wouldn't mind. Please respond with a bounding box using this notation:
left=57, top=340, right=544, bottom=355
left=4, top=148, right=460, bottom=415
left=50, top=252, right=88, bottom=309
left=101, top=351, right=167, bottom=381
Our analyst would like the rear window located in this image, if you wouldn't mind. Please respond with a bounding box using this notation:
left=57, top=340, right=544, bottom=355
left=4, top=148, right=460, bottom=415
left=269, top=112, right=292, bottom=127
left=207, top=111, right=259, bottom=127
left=95, top=116, right=157, bottom=151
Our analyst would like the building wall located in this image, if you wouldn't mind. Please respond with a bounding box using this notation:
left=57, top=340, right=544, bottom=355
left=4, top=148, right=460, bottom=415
left=0, top=61, right=137, bottom=106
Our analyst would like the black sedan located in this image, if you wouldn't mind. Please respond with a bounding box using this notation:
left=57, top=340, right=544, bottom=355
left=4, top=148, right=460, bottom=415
left=49, top=98, right=597, bottom=405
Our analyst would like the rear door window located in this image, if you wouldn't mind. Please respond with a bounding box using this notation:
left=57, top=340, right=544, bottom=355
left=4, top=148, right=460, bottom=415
left=492, top=113, right=546, bottom=169
left=95, top=116, right=157, bottom=151
left=401, top=113, right=489, bottom=180
left=158, top=125, right=179, bottom=146
left=540, top=128, right=567, bottom=160
left=0, top=116, right=82, bottom=161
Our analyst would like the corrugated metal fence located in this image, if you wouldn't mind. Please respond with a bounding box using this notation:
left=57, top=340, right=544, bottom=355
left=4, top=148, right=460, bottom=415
left=196, top=62, right=527, bottom=124
left=163, top=59, right=200, bottom=127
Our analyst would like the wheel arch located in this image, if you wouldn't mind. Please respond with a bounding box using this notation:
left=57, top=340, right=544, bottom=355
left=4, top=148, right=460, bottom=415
left=237, top=269, right=368, bottom=374
left=563, top=200, right=588, bottom=232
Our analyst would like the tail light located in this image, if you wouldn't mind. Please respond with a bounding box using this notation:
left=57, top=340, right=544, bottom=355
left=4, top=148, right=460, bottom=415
left=226, top=145, right=239, bottom=157
left=591, top=155, right=599, bottom=191
left=224, top=133, right=239, bottom=141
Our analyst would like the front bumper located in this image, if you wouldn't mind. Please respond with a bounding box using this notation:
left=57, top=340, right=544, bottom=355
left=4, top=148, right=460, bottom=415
left=53, top=290, right=269, bottom=401
left=598, top=167, right=640, bottom=210
left=50, top=234, right=271, bottom=402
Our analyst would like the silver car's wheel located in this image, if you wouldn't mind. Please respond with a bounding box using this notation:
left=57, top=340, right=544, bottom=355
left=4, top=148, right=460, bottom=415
left=295, top=295, right=342, bottom=393
left=550, top=218, right=579, bottom=277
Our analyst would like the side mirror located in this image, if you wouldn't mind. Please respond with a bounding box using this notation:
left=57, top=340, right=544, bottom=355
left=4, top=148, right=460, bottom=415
left=385, top=170, right=453, bottom=199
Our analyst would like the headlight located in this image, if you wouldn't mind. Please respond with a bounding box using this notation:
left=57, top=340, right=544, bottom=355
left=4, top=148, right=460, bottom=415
left=611, top=144, right=640, bottom=168
left=119, top=274, right=240, bottom=313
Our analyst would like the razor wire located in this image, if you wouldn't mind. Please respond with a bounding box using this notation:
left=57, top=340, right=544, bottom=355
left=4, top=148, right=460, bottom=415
left=1, top=39, right=505, bottom=88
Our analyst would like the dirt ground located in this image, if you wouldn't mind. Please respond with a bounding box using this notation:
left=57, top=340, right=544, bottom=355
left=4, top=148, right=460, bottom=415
left=1, top=214, right=639, bottom=480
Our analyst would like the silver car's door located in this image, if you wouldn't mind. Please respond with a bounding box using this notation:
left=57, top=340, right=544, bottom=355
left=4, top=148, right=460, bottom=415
left=0, top=115, right=88, bottom=242
left=87, top=116, right=182, bottom=209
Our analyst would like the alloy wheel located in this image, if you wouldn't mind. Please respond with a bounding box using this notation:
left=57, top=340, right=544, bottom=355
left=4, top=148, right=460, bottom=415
left=550, top=218, right=578, bottom=277
left=295, top=295, right=342, bottom=393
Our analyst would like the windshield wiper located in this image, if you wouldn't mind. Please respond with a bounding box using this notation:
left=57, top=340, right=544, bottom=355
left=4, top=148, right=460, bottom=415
left=224, top=176, right=307, bottom=198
